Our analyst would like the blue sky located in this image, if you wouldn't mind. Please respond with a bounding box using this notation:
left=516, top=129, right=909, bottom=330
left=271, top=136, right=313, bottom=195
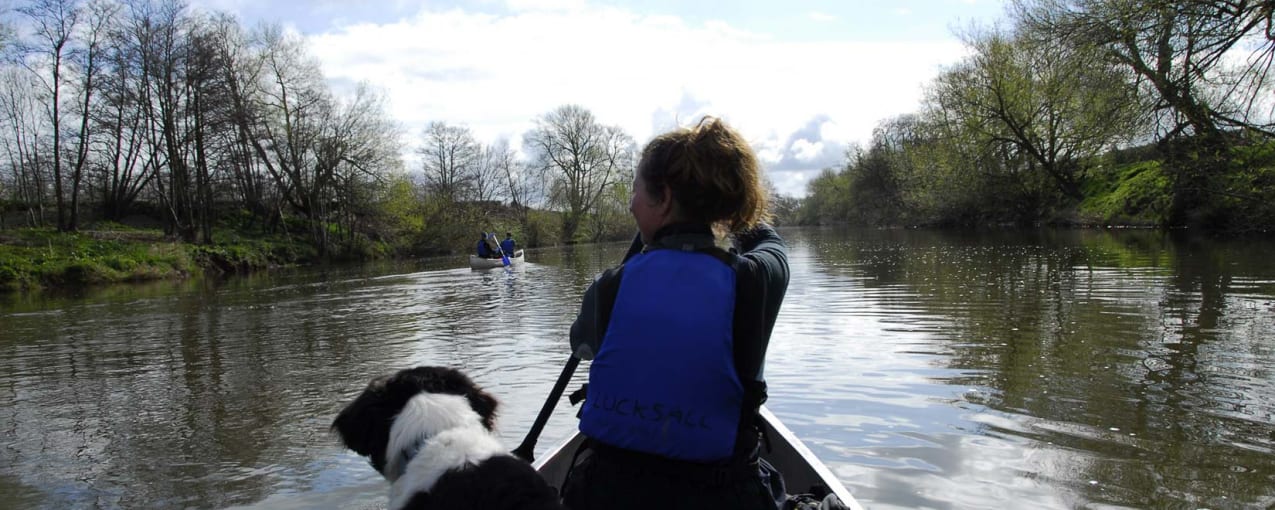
left=195, top=0, right=1011, bottom=196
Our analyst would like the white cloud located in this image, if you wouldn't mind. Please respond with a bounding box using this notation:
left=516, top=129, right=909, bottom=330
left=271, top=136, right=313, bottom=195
left=304, top=4, right=969, bottom=196
left=791, top=139, right=824, bottom=162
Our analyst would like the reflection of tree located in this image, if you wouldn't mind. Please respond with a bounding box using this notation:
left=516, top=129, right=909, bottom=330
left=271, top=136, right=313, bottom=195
left=797, top=226, right=1275, bottom=507
left=4, top=229, right=1270, bottom=508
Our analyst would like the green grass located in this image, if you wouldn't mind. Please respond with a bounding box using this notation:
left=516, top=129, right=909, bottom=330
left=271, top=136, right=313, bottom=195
left=1079, top=160, right=1172, bottom=226
left=0, top=227, right=314, bottom=292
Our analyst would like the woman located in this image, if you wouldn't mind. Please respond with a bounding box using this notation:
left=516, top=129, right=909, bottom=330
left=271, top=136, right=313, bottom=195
left=563, top=117, right=789, bottom=509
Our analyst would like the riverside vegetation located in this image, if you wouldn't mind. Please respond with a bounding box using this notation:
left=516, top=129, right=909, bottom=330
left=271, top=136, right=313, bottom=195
left=1, top=0, right=1272, bottom=292
left=796, top=1, right=1274, bottom=230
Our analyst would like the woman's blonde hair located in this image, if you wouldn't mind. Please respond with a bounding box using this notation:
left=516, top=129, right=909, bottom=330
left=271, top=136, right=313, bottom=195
left=637, top=116, right=770, bottom=233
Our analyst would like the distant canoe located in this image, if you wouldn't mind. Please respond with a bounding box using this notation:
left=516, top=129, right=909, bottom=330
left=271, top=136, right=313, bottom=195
left=469, top=250, right=524, bottom=269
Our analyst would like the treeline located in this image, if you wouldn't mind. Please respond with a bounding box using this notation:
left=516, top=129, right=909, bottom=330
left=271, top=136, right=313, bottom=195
left=798, top=0, right=1275, bottom=231
left=0, top=0, right=638, bottom=260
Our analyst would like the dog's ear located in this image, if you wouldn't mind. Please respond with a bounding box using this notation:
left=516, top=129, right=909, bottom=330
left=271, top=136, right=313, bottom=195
left=331, top=377, right=396, bottom=474
left=465, top=388, right=499, bottom=431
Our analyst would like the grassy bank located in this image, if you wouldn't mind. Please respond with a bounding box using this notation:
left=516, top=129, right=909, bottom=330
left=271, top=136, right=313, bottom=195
left=0, top=227, right=317, bottom=292
left=1077, top=141, right=1275, bottom=231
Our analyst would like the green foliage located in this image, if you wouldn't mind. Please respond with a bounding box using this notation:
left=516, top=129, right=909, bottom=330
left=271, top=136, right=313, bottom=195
left=583, top=181, right=634, bottom=243
left=797, top=168, right=852, bottom=225
left=1100, top=139, right=1275, bottom=231
left=1201, top=141, right=1275, bottom=232
left=379, top=176, right=425, bottom=235
left=523, top=209, right=563, bottom=248
left=1079, top=161, right=1171, bottom=225
left=845, top=144, right=905, bottom=225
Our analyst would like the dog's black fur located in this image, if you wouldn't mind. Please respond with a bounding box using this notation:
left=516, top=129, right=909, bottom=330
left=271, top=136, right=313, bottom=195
left=332, top=366, right=563, bottom=510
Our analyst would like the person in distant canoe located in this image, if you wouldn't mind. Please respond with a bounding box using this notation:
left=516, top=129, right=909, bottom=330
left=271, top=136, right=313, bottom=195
left=563, top=116, right=790, bottom=510
left=500, top=232, right=516, bottom=256
left=486, top=231, right=502, bottom=257
left=476, top=232, right=493, bottom=258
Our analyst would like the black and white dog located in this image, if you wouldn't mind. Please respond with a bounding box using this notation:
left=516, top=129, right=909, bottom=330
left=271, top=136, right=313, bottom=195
left=332, top=366, right=563, bottom=510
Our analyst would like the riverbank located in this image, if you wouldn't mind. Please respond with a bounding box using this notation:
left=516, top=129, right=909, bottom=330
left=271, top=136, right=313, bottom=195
left=0, top=227, right=318, bottom=292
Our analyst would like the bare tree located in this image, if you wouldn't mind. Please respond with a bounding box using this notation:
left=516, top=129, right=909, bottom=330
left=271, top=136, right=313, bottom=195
left=471, top=139, right=506, bottom=203
left=246, top=25, right=400, bottom=254
left=61, top=0, right=117, bottom=230
left=316, top=83, right=401, bottom=253
left=247, top=24, right=328, bottom=237
left=524, top=104, right=635, bottom=242
left=119, top=0, right=208, bottom=241
left=91, top=0, right=155, bottom=222
left=17, top=0, right=82, bottom=231
left=204, top=13, right=274, bottom=226
left=416, top=121, right=479, bottom=202
left=490, top=137, right=541, bottom=228
left=0, top=68, right=50, bottom=226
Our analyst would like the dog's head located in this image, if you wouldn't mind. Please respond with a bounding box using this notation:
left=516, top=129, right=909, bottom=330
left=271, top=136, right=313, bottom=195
left=332, top=366, right=499, bottom=478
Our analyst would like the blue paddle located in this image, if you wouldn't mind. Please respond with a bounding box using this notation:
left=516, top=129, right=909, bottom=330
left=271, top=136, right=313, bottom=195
left=491, top=233, right=510, bottom=266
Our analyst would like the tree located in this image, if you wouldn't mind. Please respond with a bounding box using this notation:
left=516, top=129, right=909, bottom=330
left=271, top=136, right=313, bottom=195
left=524, top=104, right=635, bottom=243
left=416, top=121, right=479, bottom=202
left=471, top=139, right=506, bottom=203
left=91, top=0, right=157, bottom=222
left=762, top=176, right=800, bottom=226
left=316, top=83, right=401, bottom=254
left=121, top=0, right=210, bottom=242
left=60, top=0, right=116, bottom=231
left=1014, top=0, right=1275, bottom=224
left=17, top=0, right=82, bottom=231
left=491, top=138, right=546, bottom=235
left=1013, top=0, right=1275, bottom=143
left=204, top=13, right=275, bottom=227
left=930, top=24, right=1142, bottom=201
left=0, top=68, right=51, bottom=226
left=798, top=167, right=850, bottom=225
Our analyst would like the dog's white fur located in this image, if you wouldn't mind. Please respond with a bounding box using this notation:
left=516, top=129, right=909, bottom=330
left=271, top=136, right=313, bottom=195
left=386, top=393, right=508, bottom=510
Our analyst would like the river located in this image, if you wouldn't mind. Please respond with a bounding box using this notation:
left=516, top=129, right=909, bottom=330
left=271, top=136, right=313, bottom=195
left=1, top=227, right=1272, bottom=509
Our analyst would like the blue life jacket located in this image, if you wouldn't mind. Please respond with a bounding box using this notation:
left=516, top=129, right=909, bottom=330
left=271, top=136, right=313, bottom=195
left=477, top=240, right=491, bottom=258
left=500, top=239, right=515, bottom=255
left=579, top=249, right=743, bottom=462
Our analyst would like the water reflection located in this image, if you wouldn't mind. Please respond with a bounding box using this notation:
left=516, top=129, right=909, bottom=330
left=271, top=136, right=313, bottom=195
left=782, top=227, right=1275, bottom=509
left=0, top=229, right=1272, bottom=509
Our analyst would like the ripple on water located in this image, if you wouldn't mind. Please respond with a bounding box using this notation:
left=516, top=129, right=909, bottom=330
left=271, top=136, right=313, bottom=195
left=3, top=229, right=1275, bottom=509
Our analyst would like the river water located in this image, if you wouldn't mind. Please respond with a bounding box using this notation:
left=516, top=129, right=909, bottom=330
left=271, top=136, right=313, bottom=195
left=1, top=227, right=1272, bottom=509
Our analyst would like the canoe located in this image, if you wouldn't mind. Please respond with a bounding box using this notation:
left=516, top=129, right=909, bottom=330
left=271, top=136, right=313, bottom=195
left=533, top=406, right=863, bottom=510
left=469, top=250, right=524, bottom=269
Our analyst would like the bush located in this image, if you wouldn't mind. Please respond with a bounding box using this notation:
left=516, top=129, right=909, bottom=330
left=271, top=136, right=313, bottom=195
left=523, top=210, right=562, bottom=248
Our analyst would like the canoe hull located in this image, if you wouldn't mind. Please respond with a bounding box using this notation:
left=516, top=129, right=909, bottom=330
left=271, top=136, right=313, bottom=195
left=469, top=250, right=524, bottom=269
left=532, top=406, right=861, bottom=509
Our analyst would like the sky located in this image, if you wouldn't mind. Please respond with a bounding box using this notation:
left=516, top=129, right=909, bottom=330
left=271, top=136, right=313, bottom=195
left=193, top=0, right=1011, bottom=197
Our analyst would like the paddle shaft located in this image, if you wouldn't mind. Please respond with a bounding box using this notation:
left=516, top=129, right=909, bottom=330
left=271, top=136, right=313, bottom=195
left=489, top=234, right=511, bottom=266
left=512, top=355, right=579, bottom=462
left=512, top=233, right=640, bottom=462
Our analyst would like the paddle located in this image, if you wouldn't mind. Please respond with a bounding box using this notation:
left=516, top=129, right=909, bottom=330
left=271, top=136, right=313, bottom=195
left=512, top=355, right=579, bottom=462
left=511, top=232, right=642, bottom=462
left=492, top=233, right=511, bottom=267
